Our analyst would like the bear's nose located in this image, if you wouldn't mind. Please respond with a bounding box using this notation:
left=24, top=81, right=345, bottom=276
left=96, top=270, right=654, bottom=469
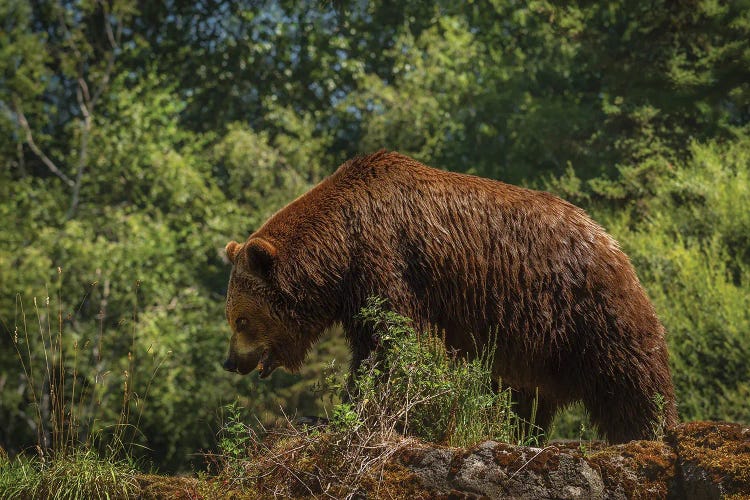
left=222, top=358, right=236, bottom=372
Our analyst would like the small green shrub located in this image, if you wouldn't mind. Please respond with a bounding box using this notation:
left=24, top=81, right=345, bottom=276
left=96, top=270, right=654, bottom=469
left=330, top=403, right=359, bottom=432
left=217, top=401, right=250, bottom=463
left=337, top=297, right=539, bottom=447
left=212, top=400, right=257, bottom=487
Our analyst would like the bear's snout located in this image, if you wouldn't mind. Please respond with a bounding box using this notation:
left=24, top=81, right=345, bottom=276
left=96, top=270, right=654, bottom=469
left=222, top=358, right=237, bottom=372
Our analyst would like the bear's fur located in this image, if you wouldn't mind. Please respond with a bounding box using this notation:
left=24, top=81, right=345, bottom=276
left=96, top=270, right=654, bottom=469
left=223, top=150, right=678, bottom=442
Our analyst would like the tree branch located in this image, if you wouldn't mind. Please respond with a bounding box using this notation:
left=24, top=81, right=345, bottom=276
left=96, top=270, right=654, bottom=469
left=13, top=99, right=75, bottom=187
left=65, top=79, right=92, bottom=220
left=92, top=0, right=121, bottom=106
left=66, top=0, right=121, bottom=219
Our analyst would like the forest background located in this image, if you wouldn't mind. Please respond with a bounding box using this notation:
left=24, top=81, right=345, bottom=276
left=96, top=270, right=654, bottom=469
left=1, top=0, right=748, bottom=472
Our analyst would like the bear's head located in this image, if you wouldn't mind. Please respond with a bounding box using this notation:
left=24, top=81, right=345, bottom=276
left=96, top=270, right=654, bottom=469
left=222, top=238, right=311, bottom=378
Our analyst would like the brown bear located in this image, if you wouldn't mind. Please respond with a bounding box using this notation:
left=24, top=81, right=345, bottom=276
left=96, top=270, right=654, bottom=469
left=223, top=150, right=678, bottom=443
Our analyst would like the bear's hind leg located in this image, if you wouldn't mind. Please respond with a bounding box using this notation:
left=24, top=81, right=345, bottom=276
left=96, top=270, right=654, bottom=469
left=585, top=391, right=651, bottom=443
left=583, top=371, right=677, bottom=443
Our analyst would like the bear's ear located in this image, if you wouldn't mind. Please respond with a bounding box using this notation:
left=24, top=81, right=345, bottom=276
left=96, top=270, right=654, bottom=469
left=244, top=237, right=277, bottom=281
left=225, top=241, right=243, bottom=264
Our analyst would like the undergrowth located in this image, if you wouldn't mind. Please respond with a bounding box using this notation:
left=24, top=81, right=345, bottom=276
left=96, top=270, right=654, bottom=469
left=0, top=271, right=160, bottom=499
left=2, top=288, right=544, bottom=498
left=209, top=297, right=541, bottom=498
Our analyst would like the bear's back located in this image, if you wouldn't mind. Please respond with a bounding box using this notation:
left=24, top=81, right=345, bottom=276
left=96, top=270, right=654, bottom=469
left=330, top=151, right=601, bottom=244
left=333, top=151, right=583, bottom=215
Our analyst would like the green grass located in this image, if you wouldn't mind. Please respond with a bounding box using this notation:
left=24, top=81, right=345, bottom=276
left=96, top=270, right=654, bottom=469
left=1, top=273, right=154, bottom=498
left=0, top=449, right=140, bottom=500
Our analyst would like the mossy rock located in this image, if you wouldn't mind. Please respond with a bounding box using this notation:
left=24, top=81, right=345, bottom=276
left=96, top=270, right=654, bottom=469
left=669, top=421, right=750, bottom=499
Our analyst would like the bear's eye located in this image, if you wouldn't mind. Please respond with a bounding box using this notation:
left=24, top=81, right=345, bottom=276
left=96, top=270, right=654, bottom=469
left=236, top=317, right=249, bottom=330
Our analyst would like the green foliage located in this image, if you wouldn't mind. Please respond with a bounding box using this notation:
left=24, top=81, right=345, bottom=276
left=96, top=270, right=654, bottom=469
left=329, top=403, right=359, bottom=432
left=212, top=121, right=311, bottom=227
left=341, top=298, right=538, bottom=447
left=0, top=1, right=49, bottom=135
left=619, top=227, right=750, bottom=424
left=348, top=16, right=481, bottom=166
left=218, top=401, right=250, bottom=461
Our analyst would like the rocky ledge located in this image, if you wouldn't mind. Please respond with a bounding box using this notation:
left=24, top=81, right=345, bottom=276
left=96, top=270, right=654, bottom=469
left=396, top=421, right=750, bottom=499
